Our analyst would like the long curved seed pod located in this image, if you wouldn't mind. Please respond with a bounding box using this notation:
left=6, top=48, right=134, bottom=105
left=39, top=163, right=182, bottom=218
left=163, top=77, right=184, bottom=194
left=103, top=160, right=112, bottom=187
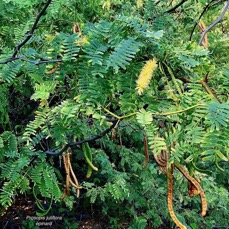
left=215, top=157, right=225, bottom=172
left=69, top=178, right=82, bottom=189
left=86, top=165, right=93, bottom=178
left=63, top=151, right=82, bottom=198
left=198, top=20, right=208, bottom=49
left=188, top=180, right=200, bottom=197
left=62, top=153, right=70, bottom=195
left=61, top=152, right=68, bottom=200
left=153, top=150, right=168, bottom=174
left=69, top=178, right=80, bottom=198
left=69, top=160, right=81, bottom=188
left=45, top=62, right=60, bottom=75
left=174, top=163, right=207, bottom=217
left=33, top=186, right=53, bottom=217
left=153, top=153, right=167, bottom=167
left=84, top=152, right=98, bottom=171
left=142, top=132, right=149, bottom=168
left=159, top=166, right=168, bottom=174
left=191, top=161, right=212, bottom=174
left=82, top=143, right=98, bottom=171
left=83, top=142, right=93, bottom=178
left=66, top=153, right=71, bottom=195
left=68, top=156, right=82, bottom=198
left=167, top=165, right=187, bottom=229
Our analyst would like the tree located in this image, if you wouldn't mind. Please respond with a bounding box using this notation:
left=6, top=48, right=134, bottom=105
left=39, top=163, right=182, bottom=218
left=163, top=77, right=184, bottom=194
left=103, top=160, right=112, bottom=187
left=0, top=0, right=228, bottom=228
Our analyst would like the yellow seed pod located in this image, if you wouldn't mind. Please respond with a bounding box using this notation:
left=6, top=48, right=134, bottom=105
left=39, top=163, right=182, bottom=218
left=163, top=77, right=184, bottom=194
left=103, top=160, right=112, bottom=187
left=198, top=20, right=208, bottom=49
left=136, top=59, right=157, bottom=95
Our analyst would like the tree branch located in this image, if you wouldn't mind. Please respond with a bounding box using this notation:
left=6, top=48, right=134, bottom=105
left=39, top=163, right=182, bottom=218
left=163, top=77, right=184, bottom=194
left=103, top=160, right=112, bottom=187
left=199, top=0, right=229, bottom=46
left=0, top=57, right=20, bottom=64
left=164, top=0, right=188, bottom=14
left=18, top=57, right=62, bottom=65
left=200, top=75, right=222, bottom=103
left=0, top=0, right=52, bottom=64
left=0, top=56, right=62, bottom=65
left=44, top=119, right=119, bottom=156
left=12, top=0, right=52, bottom=58
left=189, top=0, right=215, bottom=41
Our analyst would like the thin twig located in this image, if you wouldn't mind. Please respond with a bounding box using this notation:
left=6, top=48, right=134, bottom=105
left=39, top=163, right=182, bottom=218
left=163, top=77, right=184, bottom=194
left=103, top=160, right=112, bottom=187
left=199, top=0, right=229, bottom=46
left=201, top=77, right=222, bottom=103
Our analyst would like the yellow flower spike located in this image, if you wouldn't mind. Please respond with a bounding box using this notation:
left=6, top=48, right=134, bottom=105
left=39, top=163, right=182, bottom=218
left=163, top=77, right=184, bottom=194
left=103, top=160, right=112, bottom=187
left=136, top=59, right=157, bottom=95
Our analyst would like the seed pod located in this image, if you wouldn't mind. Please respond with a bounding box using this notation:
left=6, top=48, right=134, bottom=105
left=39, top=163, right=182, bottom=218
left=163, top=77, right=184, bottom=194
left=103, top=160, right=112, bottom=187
left=82, top=143, right=98, bottom=172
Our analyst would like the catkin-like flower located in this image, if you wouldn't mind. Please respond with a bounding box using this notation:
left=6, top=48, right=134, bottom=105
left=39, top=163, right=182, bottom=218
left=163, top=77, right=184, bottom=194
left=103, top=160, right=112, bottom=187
left=136, top=59, right=157, bottom=95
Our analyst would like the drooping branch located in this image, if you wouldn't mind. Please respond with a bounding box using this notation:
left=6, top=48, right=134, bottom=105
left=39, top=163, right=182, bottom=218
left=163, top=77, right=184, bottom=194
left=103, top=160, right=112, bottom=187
left=189, top=0, right=215, bottom=41
left=189, top=0, right=227, bottom=41
left=0, top=0, right=53, bottom=64
left=199, top=0, right=229, bottom=46
left=44, top=119, right=119, bottom=156
left=12, top=0, right=52, bottom=58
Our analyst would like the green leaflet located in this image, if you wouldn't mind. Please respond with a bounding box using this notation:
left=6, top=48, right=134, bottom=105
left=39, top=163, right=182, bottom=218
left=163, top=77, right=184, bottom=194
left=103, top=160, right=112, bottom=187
left=205, top=101, right=229, bottom=131
left=136, top=109, right=153, bottom=126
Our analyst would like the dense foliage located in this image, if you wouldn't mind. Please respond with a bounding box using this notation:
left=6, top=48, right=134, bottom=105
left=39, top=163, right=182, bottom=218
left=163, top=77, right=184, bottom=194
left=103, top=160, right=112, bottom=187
left=0, top=0, right=228, bottom=228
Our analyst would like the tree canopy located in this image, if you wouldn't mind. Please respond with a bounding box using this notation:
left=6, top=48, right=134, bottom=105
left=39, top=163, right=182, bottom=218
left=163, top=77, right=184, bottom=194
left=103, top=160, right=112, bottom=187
left=0, top=0, right=228, bottom=228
